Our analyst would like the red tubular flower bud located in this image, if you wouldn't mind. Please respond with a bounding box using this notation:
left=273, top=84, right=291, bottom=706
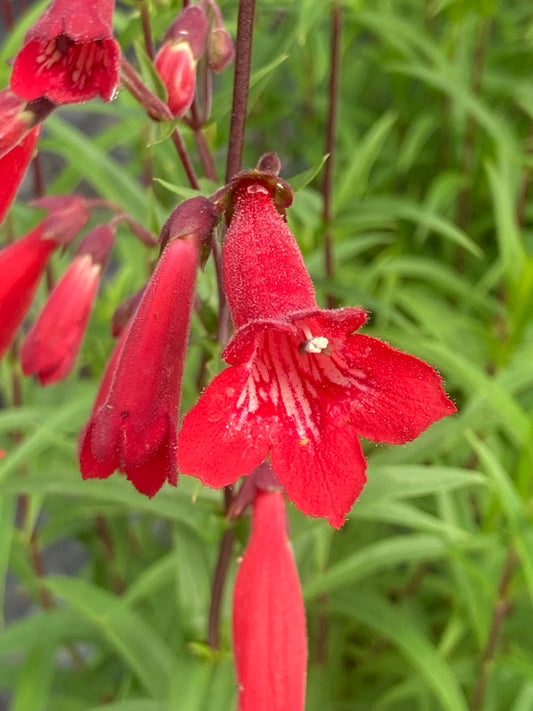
left=154, top=43, right=197, bottom=119
left=80, top=197, right=217, bottom=496
left=154, top=5, right=208, bottom=118
left=10, top=0, right=121, bottom=104
left=233, top=489, right=307, bottom=711
left=21, top=224, right=115, bottom=385
left=0, top=196, right=91, bottom=361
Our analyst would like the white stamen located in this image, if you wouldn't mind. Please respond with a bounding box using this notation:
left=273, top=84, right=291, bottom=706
left=299, top=336, right=329, bottom=354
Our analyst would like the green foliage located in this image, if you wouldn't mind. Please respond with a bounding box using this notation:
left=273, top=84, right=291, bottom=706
left=2, top=0, right=533, bottom=709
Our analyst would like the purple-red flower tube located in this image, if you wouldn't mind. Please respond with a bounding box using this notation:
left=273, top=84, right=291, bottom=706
left=80, top=196, right=217, bottom=496
left=233, top=488, right=307, bottom=711
left=10, top=0, right=121, bottom=104
left=21, top=224, right=115, bottom=385
left=177, top=175, right=456, bottom=528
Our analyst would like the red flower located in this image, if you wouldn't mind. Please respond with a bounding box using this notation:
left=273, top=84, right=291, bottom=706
left=0, top=126, right=40, bottom=227
left=80, top=197, right=217, bottom=496
left=154, top=6, right=208, bottom=118
left=233, top=488, right=307, bottom=711
left=0, top=195, right=90, bottom=361
left=21, top=224, right=114, bottom=385
left=10, top=0, right=121, bottom=104
left=177, top=178, right=456, bottom=527
left=0, top=90, right=36, bottom=159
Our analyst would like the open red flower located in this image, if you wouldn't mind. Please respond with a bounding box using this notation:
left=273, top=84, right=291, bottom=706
left=10, top=0, right=121, bottom=104
left=177, top=177, right=456, bottom=527
left=80, top=197, right=216, bottom=496
left=21, top=224, right=114, bottom=385
left=233, top=487, right=307, bottom=711
left=0, top=195, right=90, bottom=361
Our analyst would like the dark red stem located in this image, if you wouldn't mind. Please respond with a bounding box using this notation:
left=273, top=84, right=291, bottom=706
left=470, top=548, right=517, bottom=711
left=225, top=0, right=257, bottom=181
left=139, top=0, right=155, bottom=61
left=322, top=3, right=342, bottom=309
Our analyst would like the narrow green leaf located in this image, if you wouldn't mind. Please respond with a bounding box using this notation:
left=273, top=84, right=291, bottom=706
left=41, top=116, right=148, bottom=221
left=333, top=593, right=469, bottom=711
left=303, top=533, right=491, bottom=599
left=46, top=576, right=177, bottom=697
left=0, top=495, right=15, bottom=623
left=11, top=642, right=56, bottom=711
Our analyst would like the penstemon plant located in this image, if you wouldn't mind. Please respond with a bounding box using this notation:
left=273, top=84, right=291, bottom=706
left=1, top=1, right=533, bottom=710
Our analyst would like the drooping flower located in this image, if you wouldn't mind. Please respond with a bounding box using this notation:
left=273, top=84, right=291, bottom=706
left=233, top=485, right=307, bottom=711
left=177, top=175, right=456, bottom=528
left=0, top=126, right=40, bottom=227
left=10, top=0, right=121, bottom=105
left=0, top=195, right=90, bottom=361
left=154, top=5, right=208, bottom=118
left=0, top=90, right=57, bottom=225
left=21, top=224, right=115, bottom=385
left=80, top=197, right=217, bottom=496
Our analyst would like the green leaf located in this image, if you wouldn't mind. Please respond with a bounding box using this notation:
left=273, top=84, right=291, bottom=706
left=11, top=642, right=56, bottom=711
left=41, top=116, right=149, bottom=221
left=46, top=576, right=177, bottom=697
left=332, top=593, right=469, bottom=711
left=303, top=533, right=492, bottom=598
left=0, top=495, right=15, bottom=623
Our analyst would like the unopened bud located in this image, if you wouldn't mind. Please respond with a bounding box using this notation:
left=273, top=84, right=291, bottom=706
left=207, top=27, right=234, bottom=72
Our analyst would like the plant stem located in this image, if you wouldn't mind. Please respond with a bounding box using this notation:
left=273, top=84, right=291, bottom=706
left=207, top=525, right=235, bottom=649
left=322, top=3, right=342, bottom=309
left=121, top=58, right=201, bottom=190
left=454, top=18, right=491, bottom=269
left=470, top=548, right=517, bottom=711
left=139, top=0, right=155, bottom=61
left=0, top=0, right=14, bottom=30
left=225, top=0, right=257, bottom=181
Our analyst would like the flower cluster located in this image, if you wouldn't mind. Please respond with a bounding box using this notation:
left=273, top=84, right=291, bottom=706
left=0, top=2, right=456, bottom=707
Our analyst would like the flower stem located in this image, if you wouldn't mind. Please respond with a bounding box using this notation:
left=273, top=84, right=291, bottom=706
left=139, top=0, right=155, bottom=61
left=225, top=0, right=257, bottom=181
left=0, top=0, right=14, bottom=30
left=120, top=58, right=200, bottom=190
left=469, top=547, right=517, bottom=711
left=207, top=525, right=235, bottom=649
left=322, top=3, right=342, bottom=309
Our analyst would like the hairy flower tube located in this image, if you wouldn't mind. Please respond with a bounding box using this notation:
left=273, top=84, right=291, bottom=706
left=10, top=0, right=121, bottom=104
left=80, top=197, right=217, bottom=496
left=21, top=224, right=115, bottom=385
left=154, top=5, right=208, bottom=118
left=177, top=176, right=456, bottom=527
left=0, top=195, right=90, bottom=361
left=233, top=487, right=307, bottom=711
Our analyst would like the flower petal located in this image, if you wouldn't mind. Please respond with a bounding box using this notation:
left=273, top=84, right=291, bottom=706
left=177, top=366, right=270, bottom=488
left=336, top=334, right=456, bottom=444
left=270, top=418, right=367, bottom=528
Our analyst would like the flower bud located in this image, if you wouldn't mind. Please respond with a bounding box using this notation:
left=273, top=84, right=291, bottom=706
left=207, top=27, right=234, bottom=72
left=233, top=490, right=307, bottom=711
left=154, top=5, right=208, bottom=118
left=21, top=224, right=115, bottom=385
